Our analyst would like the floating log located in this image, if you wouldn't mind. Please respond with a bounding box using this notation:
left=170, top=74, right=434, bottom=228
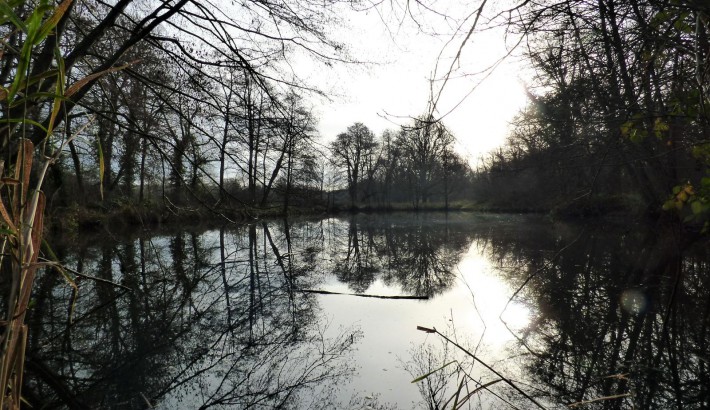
left=297, top=289, right=428, bottom=300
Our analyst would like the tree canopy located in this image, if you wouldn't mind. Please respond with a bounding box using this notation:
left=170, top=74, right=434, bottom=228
left=468, top=0, right=709, bottom=224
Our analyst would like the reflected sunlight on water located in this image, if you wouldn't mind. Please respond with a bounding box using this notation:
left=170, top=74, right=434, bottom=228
left=456, top=247, right=533, bottom=348
left=319, top=234, right=538, bottom=408
left=28, top=213, right=708, bottom=409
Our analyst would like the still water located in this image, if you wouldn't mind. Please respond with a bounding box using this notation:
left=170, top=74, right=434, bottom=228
left=26, top=213, right=709, bottom=408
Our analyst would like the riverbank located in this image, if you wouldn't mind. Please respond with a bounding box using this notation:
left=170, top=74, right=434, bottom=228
left=46, top=194, right=658, bottom=237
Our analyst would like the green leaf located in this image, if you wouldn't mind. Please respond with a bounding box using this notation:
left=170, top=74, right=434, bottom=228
left=10, top=91, right=69, bottom=108
left=36, top=0, right=73, bottom=41
left=25, top=69, right=60, bottom=87
left=673, top=13, right=693, bottom=33
left=654, top=118, right=669, bottom=139
left=0, top=117, right=48, bottom=133
left=650, top=11, right=669, bottom=28
left=0, top=227, right=17, bottom=237
left=0, top=0, right=27, bottom=30
left=620, top=121, right=634, bottom=137
left=629, top=128, right=647, bottom=143
left=6, top=0, right=57, bottom=100
left=7, top=8, right=42, bottom=99
left=691, top=200, right=706, bottom=215
left=692, top=144, right=710, bottom=160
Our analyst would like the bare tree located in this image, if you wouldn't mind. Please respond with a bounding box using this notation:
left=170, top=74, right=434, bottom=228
left=396, top=116, right=455, bottom=208
left=330, top=123, right=378, bottom=208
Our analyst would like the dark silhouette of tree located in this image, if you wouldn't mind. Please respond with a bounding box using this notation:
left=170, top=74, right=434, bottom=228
left=468, top=0, right=710, bottom=219
left=1, top=0, right=361, bottom=214
left=328, top=120, right=472, bottom=209
left=396, top=117, right=455, bottom=208
left=330, top=123, right=378, bottom=208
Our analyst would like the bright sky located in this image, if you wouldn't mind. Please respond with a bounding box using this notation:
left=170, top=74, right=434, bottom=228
left=308, top=2, right=530, bottom=165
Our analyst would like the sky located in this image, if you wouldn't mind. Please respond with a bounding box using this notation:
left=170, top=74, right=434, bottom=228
left=305, top=2, right=531, bottom=165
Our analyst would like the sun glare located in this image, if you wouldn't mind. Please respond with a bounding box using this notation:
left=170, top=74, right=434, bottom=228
left=455, top=246, right=533, bottom=346
left=315, top=6, right=529, bottom=164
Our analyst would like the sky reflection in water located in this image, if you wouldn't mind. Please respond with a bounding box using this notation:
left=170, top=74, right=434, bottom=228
left=24, top=213, right=709, bottom=409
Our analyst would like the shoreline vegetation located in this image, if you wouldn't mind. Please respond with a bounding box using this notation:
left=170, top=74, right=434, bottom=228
left=0, top=0, right=708, bottom=408
left=48, top=193, right=655, bottom=235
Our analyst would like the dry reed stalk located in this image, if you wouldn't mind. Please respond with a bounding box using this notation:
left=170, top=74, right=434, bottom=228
left=0, top=140, right=45, bottom=409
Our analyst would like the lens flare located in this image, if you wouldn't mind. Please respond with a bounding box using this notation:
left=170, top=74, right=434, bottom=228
left=620, top=289, right=648, bottom=315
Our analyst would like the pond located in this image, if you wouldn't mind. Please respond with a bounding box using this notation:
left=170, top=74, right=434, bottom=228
left=25, top=213, right=709, bottom=409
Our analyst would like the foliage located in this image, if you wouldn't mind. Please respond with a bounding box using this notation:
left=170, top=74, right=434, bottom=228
left=0, top=0, right=71, bottom=407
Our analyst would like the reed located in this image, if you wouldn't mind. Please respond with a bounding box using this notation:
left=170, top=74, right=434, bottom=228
left=0, top=139, right=45, bottom=409
left=0, top=0, right=120, bottom=406
left=0, top=2, right=65, bottom=405
left=414, top=325, right=547, bottom=410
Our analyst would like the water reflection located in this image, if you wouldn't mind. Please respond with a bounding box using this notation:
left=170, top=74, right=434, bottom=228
left=23, top=214, right=472, bottom=408
left=410, top=221, right=709, bottom=409
left=328, top=214, right=472, bottom=297
left=19, top=214, right=710, bottom=408
left=27, top=223, right=360, bottom=409
left=511, top=225, right=710, bottom=409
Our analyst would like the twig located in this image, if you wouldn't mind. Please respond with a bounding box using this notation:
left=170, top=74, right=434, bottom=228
left=37, top=257, right=132, bottom=291
left=417, top=325, right=547, bottom=409
left=567, top=393, right=630, bottom=408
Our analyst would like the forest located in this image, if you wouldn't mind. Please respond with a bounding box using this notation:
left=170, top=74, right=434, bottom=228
left=0, top=0, right=709, bottom=407
left=0, top=0, right=479, bottom=230
left=0, top=0, right=706, bottom=227
left=474, top=1, right=710, bottom=223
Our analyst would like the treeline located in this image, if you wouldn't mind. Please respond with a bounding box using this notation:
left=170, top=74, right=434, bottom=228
left=0, top=0, right=477, bottom=224
left=0, top=0, right=369, bottom=222
left=54, top=58, right=326, bottom=212
left=4, top=0, right=707, bottom=224
left=329, top=118, right=474, bottom=210
left=470, top=0, right=709, bottom=221
left=23, top=3, right=333, bottom=214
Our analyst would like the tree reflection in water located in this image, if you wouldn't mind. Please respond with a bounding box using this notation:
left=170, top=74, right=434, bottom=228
left=18, top=215, right=709, bottom=408
left=511, top=225, right=710, bottom=409
left=21, top=213, right=479, bottom=408
left=328, top=214, right=471, bottom=297
left=25, top=223, right=362, bottom=409
left=405, top=221, right=709, bottom=409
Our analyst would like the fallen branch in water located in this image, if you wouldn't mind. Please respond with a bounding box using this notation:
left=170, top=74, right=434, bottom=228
left=416, top=325, right=547, bottom=409
left=567, top=393, right=630, bottom=408
left=297, top=289, right=428, bottom=300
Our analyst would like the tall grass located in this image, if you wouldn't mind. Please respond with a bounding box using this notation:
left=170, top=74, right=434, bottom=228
left=0, top=0, right=117, bottom=406
left=0, top=139, right=45, bottom=409
left=0, top=1, right=70, bottom=406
